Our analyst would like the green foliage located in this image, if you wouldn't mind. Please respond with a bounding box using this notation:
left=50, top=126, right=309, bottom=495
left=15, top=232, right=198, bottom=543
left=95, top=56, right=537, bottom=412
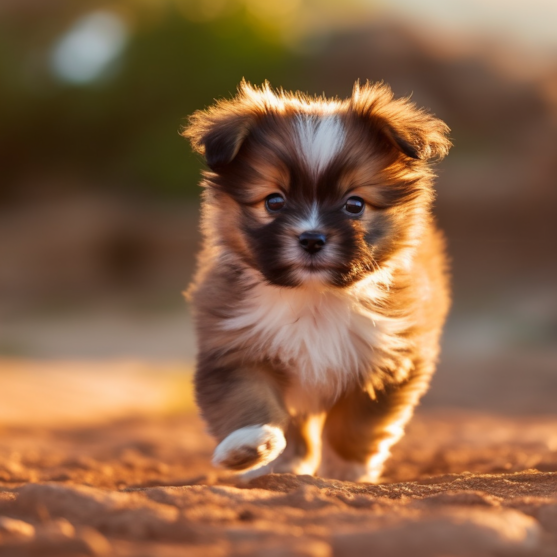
left=0, top=5, right=305, bottom=199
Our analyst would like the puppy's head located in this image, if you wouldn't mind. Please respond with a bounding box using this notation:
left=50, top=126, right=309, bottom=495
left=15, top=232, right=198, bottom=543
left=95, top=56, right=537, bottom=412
left=183, top=81, right=451, bottom=288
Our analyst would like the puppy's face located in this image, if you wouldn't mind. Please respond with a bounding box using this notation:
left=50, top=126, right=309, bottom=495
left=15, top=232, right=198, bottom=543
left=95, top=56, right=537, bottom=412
left=185, top=82, right=450, bottom=288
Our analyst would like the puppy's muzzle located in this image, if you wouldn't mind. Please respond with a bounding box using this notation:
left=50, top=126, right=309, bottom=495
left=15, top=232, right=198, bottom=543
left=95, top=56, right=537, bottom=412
left=299, top=231, right=327, bottom=254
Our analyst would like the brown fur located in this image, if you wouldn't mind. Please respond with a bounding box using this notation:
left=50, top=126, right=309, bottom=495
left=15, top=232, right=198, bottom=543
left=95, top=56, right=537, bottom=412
left=183, top=81, right=451, bottom=482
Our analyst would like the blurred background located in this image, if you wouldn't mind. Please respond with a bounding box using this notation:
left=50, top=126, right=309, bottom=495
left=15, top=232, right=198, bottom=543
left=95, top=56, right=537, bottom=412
left=1, top=0, right=556, bottom=423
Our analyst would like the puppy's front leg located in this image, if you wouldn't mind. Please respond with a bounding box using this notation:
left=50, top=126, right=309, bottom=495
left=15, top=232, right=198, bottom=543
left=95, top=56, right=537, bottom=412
left=195, top=356, right=288, bottom=472
left=321, top=370, right=430, bottom=483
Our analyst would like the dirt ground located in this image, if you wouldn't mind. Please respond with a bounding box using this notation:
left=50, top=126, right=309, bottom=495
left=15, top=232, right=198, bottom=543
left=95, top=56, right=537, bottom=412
left=1, top=362, right=557, bottom=557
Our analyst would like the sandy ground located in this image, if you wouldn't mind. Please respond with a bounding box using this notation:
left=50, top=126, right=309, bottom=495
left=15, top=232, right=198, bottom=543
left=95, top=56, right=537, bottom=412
left=1, top=362, right=557, bottom=556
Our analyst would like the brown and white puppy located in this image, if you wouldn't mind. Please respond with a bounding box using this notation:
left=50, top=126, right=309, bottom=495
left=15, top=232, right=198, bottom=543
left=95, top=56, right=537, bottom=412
left=183, top=81, right=451, bottom=482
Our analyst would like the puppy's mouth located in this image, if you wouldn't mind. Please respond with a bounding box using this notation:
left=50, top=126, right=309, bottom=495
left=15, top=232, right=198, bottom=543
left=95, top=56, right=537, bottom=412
left=294, top=256, right=342, bottom=282
left=299, top=261, right=330, bottom=272
left=294, top=243, right=340, bottom=275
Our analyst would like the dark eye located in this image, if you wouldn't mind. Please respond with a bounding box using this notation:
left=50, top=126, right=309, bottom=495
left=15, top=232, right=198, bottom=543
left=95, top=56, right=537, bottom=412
left=344, top=196, right=365, bottom=215
left=265, top=193, right=286, bottom=212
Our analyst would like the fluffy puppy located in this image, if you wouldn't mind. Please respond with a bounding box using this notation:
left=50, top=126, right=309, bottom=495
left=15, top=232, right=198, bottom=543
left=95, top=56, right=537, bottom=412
left=183, top=81, right=451, bottom=482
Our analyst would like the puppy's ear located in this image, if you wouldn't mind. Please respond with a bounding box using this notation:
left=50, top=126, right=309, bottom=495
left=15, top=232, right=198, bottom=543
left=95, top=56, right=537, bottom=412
left=182, top=88, right=254, bottom=170
left=350, top=81, right=451, bottom=162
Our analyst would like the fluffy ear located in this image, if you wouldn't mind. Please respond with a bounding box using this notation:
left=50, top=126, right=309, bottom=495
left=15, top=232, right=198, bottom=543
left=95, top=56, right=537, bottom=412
left=182, top=93, right=254, bottom=170
left=350, top=81, right=451, bottom=162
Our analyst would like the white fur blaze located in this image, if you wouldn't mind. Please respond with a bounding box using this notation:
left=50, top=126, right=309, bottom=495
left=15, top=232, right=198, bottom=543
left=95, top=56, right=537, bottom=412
left=212, top=425, right=286, bottom=472
left=294, top=114, right=346, bottom=175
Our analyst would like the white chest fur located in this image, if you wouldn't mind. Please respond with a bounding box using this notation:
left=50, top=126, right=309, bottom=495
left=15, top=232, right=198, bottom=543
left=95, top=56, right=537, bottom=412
left=221, top=276, right=406, bottom=397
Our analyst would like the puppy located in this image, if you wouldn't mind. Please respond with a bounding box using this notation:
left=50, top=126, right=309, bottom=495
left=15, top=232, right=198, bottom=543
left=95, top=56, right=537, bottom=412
left=183, top=81, right=451, bottom=482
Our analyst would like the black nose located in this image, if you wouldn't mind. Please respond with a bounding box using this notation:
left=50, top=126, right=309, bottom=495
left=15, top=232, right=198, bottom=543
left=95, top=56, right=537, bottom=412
left=299, top=231, right=327, bottom=254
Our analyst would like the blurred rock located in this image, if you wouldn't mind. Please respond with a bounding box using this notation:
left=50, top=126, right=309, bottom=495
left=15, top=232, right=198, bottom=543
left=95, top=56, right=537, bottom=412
left=332, top=507, right=540, bottom=557
left=0, top=516, right=35, bottom=540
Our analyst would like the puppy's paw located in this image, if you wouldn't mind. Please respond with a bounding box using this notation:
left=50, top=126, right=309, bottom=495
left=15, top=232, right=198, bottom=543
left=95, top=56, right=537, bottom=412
left=273, top=457, right=320, bottom=476
left=319, top=442, right=382, bottom=483
left=213, top=425, right=286, bottom=472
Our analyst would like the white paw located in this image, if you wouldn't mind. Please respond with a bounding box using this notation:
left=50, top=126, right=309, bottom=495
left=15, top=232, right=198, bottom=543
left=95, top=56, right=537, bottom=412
left=212, top=425, right=286, bottom=472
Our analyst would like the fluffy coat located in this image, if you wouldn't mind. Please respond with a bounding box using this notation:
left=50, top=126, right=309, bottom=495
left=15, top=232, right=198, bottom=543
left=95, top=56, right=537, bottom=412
left=183, top=81, right=451, bottom=482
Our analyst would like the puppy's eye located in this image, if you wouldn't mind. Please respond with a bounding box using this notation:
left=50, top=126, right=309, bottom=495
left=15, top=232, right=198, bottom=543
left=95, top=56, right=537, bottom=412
left=265, top=193, right=286, bottom=212
left=344, top=196, right=365, bottom=215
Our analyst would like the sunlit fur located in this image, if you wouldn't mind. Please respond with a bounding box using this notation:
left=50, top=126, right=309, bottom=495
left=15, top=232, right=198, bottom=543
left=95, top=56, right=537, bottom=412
left=183, top=80, right=452, bottom=482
